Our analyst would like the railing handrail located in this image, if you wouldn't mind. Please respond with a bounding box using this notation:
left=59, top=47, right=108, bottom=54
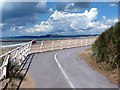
left=0, top=41, right=32, bottom=58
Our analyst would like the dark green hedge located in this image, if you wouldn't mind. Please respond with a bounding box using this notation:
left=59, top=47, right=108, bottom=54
left=92, top=22, right=120, bottom=70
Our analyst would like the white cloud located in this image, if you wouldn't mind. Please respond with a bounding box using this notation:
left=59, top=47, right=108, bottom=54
left=84, top=8, right=98, bottom=20
left=49, top=8, right=53, bottom=13
left=11, top=26, right=24, bottom=32
left=25, top=8, right=118, bottom=35
left=37, top=0, right=46, bottom=8
left=25, top=21, right=53, bottom=33
left=0, top=23, right=3, bottom=27
left=114, top=18, right=118, bottom=23
left=110, top=3, right=117, bottom=7
left=102, top=16, right=106, bottom=20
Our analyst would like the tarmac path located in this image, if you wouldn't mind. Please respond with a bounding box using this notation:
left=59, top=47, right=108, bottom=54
left=28, top=46, right=118, bottom=88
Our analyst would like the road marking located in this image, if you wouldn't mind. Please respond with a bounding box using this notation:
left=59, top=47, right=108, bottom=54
left=54, top=53, right=75, bottom=89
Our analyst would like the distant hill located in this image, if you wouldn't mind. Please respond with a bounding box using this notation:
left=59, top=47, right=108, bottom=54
left=92, top=22, right=120, bottom=70
left=2, top=34, right=99, bottom=39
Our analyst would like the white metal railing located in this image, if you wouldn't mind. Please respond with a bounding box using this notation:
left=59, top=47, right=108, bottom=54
left=31, top=37, right=97, bottom=53
left=0, top=41, right=33, bottom=80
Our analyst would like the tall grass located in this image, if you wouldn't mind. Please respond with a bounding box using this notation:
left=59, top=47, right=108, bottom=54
left=92, top=22, right=120, bottom=70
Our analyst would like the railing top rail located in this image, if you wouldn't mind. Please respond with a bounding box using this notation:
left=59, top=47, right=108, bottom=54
left=0, top=40, right=33, bottom=58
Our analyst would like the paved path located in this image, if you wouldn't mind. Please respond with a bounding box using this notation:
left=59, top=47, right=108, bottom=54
left=28, top=46, right=118, bottom=88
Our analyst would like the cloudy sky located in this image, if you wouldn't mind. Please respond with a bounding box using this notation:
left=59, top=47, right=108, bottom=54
left=0, top=0, right=119, bottom=37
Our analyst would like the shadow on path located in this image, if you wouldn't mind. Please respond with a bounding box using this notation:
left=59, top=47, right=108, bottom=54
left=2, top=53, right=35, bottom=90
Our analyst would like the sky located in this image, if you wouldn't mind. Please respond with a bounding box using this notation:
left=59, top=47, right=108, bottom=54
left=0, top=0, right=119, bottom=37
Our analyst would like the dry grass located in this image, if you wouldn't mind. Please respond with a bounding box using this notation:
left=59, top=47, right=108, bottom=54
left=0, top=47, right=15, bottom=55
left=7, top=71, right=35, bottom=89
left=80, top=48, right=119, bottom=86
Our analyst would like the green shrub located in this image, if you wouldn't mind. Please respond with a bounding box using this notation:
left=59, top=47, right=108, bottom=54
left=92, top=22, right=120, bottom=70
left=0, top=58, right=3, bottom=66
left=6, top=60, right=20, bottom=78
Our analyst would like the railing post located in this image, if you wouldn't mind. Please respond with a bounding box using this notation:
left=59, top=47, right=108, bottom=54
left=60, top=41, right=63, bottom=49
left=40, top=41, right=43, bottom=52
left=51, top=41, right=54, bottom=51
left=75, top=40, right=77, bottom=47
left=29, top=41, right=32, bottom=54
left=24, top=45, right=27, bottom=57
left=22, top=46, right=26, bottom=61
left=80, top=40, right=83, bottom=47
left=18, top=48, right=22, bottom=65
left=13, top=49, right=18, bottom=62
left=68, top=40, right=71, bottom=48
left=3, top=54, right=10, bottom=79
left=77, top=39, right=80, bottom=47
left=85, top=39, right=88, bottom=46
left=26, top=43, right=30, bottom=55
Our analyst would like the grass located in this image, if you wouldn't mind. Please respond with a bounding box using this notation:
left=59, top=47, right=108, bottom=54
left=6, top=60, right=20, bottom=78
left=0, top=47, right=15, bottom=66
left=92, top=22, right=120, bottom=70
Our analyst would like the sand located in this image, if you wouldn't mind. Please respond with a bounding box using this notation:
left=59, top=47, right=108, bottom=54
left=14, top=71, right=35, bottom=89
left=1, top=71, right=35, bottom=89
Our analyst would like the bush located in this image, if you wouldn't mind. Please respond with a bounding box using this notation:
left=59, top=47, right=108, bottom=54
left=6, top=60, right=20, bottom=78
left=92, top=22, right=120, bottom=70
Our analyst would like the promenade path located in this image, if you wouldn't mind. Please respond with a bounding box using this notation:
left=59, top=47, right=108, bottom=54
left=0, top=37, right=118, bottom=89
left=28, top=46, right=118, bottom=88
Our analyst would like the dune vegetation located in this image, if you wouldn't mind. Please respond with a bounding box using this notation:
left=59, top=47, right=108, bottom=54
left=92, top=22, right=120, bottom=70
